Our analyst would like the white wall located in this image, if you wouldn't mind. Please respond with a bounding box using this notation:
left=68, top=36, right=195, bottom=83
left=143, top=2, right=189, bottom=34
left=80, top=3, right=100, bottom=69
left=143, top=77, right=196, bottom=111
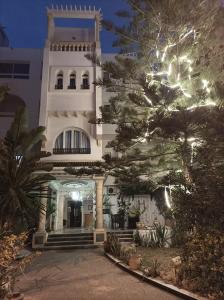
left=53, top=27, right=95, bottom=42
left=0, top=48, right=42, bottom=129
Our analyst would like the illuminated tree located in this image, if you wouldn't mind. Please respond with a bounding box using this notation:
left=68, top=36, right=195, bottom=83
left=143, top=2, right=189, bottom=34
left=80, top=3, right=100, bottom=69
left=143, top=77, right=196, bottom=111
left=96, top=0, right=224, bottom=184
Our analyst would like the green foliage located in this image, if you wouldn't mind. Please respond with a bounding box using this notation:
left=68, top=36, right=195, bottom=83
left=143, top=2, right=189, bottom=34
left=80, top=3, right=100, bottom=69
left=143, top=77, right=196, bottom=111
left=104, top=233, right=121, bottom=258
left=0, top=107, right=54, bottom=229
left=120, top=244, right=137, bottom=264
left=0, top=231, right=33, bottom=298
left=179, top=232, right=224, bottom=298
left=95, top=0, right=224, bottom=181
left=134, top=224, right=169, bottom=248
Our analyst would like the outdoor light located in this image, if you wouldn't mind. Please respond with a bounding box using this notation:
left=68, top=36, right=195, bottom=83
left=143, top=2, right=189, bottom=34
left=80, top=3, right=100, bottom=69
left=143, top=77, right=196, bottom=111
left=164, top=186, right=171, bottom=209
left=71, top=191, right=80, bottom=201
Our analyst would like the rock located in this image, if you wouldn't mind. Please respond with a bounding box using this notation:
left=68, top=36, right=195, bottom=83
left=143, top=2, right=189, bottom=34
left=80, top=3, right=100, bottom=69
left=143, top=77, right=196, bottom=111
left=16, top=249, right=32, bottom=260
left=143, top=267, right=153, bottom=277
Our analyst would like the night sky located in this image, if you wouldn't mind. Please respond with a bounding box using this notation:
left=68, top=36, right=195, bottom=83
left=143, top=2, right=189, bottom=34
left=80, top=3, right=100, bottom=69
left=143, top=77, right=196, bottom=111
left=0, top=0, right=128, bottom=53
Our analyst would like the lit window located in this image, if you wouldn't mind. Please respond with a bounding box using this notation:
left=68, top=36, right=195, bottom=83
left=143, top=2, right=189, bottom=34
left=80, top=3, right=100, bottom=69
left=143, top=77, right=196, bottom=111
left=81, top=72, right=90, bottom=89
left=55, top=71, right=63, bottom=89
left=54, top=129, right=91, bottom=154
left=68, top=72, right=76, bottom=89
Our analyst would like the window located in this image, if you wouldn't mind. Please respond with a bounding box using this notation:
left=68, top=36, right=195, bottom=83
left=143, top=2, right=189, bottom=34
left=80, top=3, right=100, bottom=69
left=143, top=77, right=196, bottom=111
left=0, top=62, right=30, bottom=79
left=104, top=105, right=111, bottom=113
left=55, top=71, right=63, bottom=89
left=103, top=71, right=111, bottom=81
left=68, top=72, right=76, bottom=89
left=54, top=129, right=91, bottom=154
left=81, top=72, right=90, bottom=89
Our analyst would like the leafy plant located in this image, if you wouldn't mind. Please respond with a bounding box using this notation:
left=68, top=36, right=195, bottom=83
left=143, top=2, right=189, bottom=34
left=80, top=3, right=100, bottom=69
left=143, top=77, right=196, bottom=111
left=134, top=224, right=169, bottom=248
left=133, top=229, right=141, bottom=245
left=154, top=223, right=169, bottom=248
left=0, top=107, right=54, bottom=230
left=0, top=231, right=34, bottom=299
left=104, top=233, right=121, bottom=258
left=120, top=244, right=137, bottom=264
left=178, top=231, right=224, bottom=298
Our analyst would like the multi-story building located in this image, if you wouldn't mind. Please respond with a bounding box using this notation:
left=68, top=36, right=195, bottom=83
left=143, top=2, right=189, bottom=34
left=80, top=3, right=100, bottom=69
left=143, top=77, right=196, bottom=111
left=0, top=6, right=164, bottom=248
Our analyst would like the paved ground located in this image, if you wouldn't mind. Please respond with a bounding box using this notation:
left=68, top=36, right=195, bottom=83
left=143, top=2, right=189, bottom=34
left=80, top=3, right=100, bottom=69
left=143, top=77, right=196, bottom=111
left=16, top=248, right=183, bottom=300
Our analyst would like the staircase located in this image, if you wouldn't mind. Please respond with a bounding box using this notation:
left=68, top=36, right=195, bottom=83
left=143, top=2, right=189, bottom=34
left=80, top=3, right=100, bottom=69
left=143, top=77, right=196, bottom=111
left=108, top=230, right=134, bottom=243
left=44, top=232, right=97, bottom=250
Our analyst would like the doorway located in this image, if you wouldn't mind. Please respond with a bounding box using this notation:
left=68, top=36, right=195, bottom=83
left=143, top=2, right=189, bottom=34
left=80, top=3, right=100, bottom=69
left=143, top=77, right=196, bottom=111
left=68, top=201, right=82, bottom=227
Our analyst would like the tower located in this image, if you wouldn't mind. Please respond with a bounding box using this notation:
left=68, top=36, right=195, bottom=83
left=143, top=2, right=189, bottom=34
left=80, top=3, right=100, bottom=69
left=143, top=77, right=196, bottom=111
left=39, top=5, right=103, bottom=162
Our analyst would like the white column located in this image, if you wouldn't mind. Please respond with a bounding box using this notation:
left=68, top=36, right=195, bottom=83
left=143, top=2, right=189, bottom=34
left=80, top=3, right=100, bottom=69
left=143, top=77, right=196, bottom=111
left=57, top=192, right=64, bottom=231
left=95, top=179, right=104, bottom=229
left=33, top=183, right=49, bottom=248
left=94, top=177, right=106, bottom=244
left=38, top=198, right=47, bottom=232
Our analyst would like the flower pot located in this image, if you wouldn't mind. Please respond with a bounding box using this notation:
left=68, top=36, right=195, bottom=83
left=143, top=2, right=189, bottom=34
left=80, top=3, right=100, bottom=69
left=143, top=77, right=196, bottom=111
left=128, top=255, right=142, bottom=270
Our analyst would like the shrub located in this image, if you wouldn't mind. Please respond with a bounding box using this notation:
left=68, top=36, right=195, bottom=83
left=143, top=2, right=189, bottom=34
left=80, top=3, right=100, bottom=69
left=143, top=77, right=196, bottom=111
left=134, top=224, right=169, bottom=248
left=0, top=231, right=33, bottom=298
left=104, top=233, right=121, bottom=258
left=120, top=243, right=136, bottom=264
left=178, top=231, right=224, bottom=299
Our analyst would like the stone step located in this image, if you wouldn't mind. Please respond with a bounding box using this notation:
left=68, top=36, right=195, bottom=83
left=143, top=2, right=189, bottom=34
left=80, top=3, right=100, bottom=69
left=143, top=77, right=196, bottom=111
left=47, top=236, right=93, bottom=242
left=45, top=240, right=94, bottom=246
left=43, top=244, right=98, bottom=250
left=118, top=238, right=133, bottom=242
left=45, top=240, right=93, bottom=245
left=108, top=231, right=133, bottom=235
left=114, top=234, right=133, bottom=238
left=48, top=233, right=93, bottom=238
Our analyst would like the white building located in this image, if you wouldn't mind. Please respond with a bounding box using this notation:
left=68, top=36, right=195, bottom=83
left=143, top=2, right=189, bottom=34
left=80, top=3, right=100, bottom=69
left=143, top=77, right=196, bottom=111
left=0, top=6, right=164, bottom=248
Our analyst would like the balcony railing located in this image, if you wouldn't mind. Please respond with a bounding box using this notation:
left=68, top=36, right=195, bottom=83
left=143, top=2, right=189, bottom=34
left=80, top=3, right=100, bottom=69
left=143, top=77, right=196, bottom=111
left=67, top=85, right=76, bottom=90
left=55, top=84, right=63, bottom=90
left=53, top=148, right=91, bottom=154
left=81, top=84, right=90, bottom=90
left=50, top=42, right=95, bottom=52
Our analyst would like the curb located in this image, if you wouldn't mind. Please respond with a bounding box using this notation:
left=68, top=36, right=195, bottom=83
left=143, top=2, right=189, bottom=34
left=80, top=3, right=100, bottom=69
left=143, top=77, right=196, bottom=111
left=105, top=253, right=208, bottom=300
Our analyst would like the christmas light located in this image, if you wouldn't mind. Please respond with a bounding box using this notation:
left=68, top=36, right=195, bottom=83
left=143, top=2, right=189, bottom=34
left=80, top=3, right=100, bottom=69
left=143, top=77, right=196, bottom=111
left=164, top=186, right=171, bottom=208
left=143, top=94, right=152, bottom=105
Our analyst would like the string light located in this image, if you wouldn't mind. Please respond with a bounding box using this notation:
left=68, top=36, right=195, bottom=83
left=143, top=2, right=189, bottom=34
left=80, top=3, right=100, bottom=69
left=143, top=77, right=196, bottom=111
left=164, top=186, right=171, bottom=208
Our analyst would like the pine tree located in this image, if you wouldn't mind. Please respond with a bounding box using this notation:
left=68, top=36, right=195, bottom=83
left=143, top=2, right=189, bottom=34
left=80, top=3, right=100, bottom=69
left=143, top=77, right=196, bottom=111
left=67, top=0, right=224, bottom=227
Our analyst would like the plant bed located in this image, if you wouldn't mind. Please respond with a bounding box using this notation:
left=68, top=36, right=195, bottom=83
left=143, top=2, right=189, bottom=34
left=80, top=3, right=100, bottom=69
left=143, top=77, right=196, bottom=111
left=105, top=252, right=208, bottom=300
left=137, top=246, right=181, bottom=275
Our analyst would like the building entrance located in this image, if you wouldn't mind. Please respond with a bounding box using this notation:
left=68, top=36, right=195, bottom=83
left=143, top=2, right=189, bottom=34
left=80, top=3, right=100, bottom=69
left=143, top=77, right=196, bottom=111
left=69, top=200, right=82, bottom=227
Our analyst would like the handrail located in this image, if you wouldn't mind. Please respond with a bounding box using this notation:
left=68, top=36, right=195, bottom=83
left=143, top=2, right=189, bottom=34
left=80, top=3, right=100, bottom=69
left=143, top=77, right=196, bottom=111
left=53, top=148, right=91, bottom=154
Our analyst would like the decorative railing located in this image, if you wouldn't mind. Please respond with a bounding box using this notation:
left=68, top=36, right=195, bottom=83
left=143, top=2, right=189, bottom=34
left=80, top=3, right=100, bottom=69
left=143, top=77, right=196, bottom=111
left=67, top=85, right=76, bottom=89
left=81, top=84, right=90, bottom=90
left=50, top=42, right=95, bottom=52
left=55, top=84, right=63, bottom=89
left=53, top=148, right=91, bottom=154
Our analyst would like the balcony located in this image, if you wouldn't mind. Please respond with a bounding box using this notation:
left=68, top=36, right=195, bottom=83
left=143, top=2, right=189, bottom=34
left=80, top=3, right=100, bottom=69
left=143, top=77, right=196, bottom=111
left=67, top=85, right=76, bottom=90
left=53, top=148, right=91, bottom=154
left=55, top=84, right=63, bottom=90
left=81, top=84, right=90, bottom=90
left=50, top=42, right=95, bottom=52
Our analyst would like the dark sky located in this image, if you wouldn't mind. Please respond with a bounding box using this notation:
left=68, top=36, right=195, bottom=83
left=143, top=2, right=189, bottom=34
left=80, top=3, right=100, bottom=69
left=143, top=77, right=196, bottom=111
left=0, top=0, right=128, bottom=53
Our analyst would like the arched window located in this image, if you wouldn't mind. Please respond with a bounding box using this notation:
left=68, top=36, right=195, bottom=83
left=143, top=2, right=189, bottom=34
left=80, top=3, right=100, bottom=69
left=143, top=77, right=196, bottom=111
left=55, top=71, right=63, bottom=90
left=68, top=72, right=76, bottom=89
left=53, top=129, right=91, bottom=154
left=81, top=72, right=89, bottom=89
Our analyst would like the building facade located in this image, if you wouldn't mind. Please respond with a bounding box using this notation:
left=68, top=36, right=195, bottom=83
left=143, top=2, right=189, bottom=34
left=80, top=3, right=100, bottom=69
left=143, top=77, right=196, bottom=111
left=0, top=5, right=164, bottom=248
